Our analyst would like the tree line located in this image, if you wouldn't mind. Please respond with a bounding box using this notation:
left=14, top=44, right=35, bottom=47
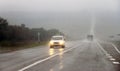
left=0, top=17, right=64, bottom=46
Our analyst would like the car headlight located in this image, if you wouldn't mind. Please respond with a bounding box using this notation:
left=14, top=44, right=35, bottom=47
left=49, top=41, right=54, bottom=45
left=60, top=41, right=65, bottom=45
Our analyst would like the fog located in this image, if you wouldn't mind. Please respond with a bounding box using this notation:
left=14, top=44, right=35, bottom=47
left=0, top=0, right=120, bottom=40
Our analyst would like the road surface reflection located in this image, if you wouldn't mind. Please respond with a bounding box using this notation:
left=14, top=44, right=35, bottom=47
left=59, top=48, right=64, bottom=70
left=59, top=48, right=64, bottom=56
left=49, top=48, right=55, bottom=56
left=49, top=48, right=64, bottom=71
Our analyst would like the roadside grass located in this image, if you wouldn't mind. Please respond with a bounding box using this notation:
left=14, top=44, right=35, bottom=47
left=0, top=41, right=48, bottom=53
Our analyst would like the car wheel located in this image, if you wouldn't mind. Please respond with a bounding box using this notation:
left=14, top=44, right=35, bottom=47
left=50, top=46, right=54, bottom=48
left=62, top=45, right=65, bottom=48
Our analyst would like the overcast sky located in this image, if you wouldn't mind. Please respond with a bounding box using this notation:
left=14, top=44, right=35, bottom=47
left=0, top=0, right=119, bottom=12
left=0, top=0, right=119, bottom=39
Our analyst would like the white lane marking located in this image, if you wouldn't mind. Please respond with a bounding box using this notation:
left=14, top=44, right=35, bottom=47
left=98, top=40, right=120, bottom=54
left=96, top=40, right=120, bottom=65
left=106, top=54, right=110, bottom=56
left=113, top=62, right=120, bottom=64
left=96, top=40, right=120, bottom=64
left=111, top=43, right=120, bottom=54
left=108, top=55, right=112, bottom=58
left=96, top=40, right=109, bottom=56
left=110, top=58, right=116, bottom=61
left=18, top=42, right=83, bottom=71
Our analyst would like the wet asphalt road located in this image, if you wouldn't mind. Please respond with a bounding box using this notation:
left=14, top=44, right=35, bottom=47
left=0, top=40, right=120, bottom=71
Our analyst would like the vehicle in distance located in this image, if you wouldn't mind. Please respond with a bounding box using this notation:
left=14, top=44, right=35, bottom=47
left=49, top=35, right=65, bottom=48
left=87, top=34, right=93, bottom=41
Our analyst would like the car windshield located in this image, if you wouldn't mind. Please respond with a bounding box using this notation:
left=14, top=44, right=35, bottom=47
left=51, top=37, right=63, bottom=40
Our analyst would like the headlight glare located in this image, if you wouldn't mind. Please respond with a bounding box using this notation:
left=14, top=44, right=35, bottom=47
left=49, top=41, right=54, bottom=45
left=60, top=41, right=65, bottom=45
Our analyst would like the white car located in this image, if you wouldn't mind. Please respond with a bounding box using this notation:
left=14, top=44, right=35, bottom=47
left=49, top=36, right=65, bottom=48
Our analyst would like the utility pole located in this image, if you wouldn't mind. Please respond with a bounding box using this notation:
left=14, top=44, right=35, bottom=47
left=37, top=32, right=40, bottom=42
